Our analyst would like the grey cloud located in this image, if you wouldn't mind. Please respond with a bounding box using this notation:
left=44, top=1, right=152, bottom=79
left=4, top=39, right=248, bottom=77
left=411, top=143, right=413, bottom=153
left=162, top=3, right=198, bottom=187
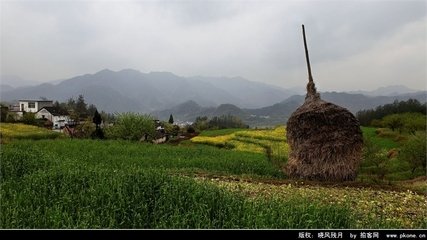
left=1, top=0, right=425, bottom=92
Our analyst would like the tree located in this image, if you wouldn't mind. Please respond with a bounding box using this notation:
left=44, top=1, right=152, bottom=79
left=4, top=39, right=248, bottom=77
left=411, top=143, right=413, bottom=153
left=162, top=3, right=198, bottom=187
left=22, top=112, right=36, bottom=125
left=382, top=114, right=404, bottom=132
left=363, top=136, right=389, bottom=181
left=87, top=104, right=97, bottom=116
left=104, top=113, right=155, bottom=141
left=76, top=95, right=88, bottom=118
left=356, top=99, right=426, bottom=126
left=92, top=110, right=104, bottom=139
left=92, top=110, right=102, bottom=127
left=168, top=114, right=174, bottom=124
left=75, top=118, right=96, bottom=139
left=399, top=134, right=426, bottom=175
left=67, top=98, right=76, bottom=110
left=402, top=113, right=426, bottom=135
left=0, top=104, right=8, bottom=122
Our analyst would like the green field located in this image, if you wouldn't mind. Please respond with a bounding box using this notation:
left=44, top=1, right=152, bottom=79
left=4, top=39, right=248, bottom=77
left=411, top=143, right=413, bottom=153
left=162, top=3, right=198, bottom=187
left=361, top=127, right=399, bottom=149
left=1, top=124, right=426, bottom=229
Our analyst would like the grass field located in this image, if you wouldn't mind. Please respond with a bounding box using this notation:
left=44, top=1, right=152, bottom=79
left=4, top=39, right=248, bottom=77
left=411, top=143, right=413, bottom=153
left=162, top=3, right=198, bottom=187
left=1, top=124, right=425, bottom=229
left=361, top=127, right=399, bottom=149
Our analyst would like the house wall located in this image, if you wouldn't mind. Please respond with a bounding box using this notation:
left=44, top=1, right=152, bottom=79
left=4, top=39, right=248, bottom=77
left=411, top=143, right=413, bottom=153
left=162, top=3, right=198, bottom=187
left=35, top=109, right=53, bottom=122
left=19, top=101, right=53, bottom=113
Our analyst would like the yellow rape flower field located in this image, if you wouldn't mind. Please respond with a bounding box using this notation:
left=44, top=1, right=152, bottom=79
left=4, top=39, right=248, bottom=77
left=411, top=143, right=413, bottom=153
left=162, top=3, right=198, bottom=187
left=0, top=123, right=63, bottom=141
left=191, top=126, right=289, bottom=162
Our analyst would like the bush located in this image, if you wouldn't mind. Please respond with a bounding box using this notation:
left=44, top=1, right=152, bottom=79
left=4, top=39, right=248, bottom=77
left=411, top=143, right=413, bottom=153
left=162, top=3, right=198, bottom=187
left=370, top=119, right=383, bottom=128
left=362, top=136, right=390, bottom=181
left=105, top=113, right=155, bottom=141
left=22, top=112, right=36, bottom=125
left=399, top=134, right=426, bottom=174
left=74, top=119, right=96, bottom=138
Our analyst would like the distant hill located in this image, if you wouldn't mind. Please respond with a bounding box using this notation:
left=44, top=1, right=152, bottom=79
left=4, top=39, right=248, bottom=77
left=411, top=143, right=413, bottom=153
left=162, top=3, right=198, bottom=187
left=153, top=91, right=427, bottom=127
left=349, top=85, right=420, bottom=96
left=0, top=69, right=295, bottom=112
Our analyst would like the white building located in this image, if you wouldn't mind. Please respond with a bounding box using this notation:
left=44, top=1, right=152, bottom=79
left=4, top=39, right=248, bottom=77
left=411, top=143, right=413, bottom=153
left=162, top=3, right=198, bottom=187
left=19, top=100, right=53, bottom=113
left=35, top=107, right=70, bottom=129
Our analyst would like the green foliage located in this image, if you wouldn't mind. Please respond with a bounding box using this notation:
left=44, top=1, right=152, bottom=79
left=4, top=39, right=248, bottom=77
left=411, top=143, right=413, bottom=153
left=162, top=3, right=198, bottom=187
left=362, top=135, right=390, bottom=180
left=161, top=122, right=179, bottom=137
left=399, top=134, right=426, bottom=174
left=92, top=110, right=102, bottom=126
left=193, top=115, right=248, bottom=132
left=74, top=118, right=96, bottom=138
left=168, top=114, right=174, bottom=124
left=377, top=113, right=426, bottom=134
left=91, top=110, right=104, bottom=139
left=208, top=115, right=249, bottom=129
left=357, top=99, right=426, bottom=126
left=401, top=113, right=426, bottom=135
left=105, top=113, right=155, bottom=141
left=360, top=127, right=426, bottom=181
left=187, top=126, right=196, bottom=133
left=76, top=94, right=88, bottom=118
left=382, top=114, right=404, bottom=132
left=193, top=116, right=209, bottom=131
left=370, top=119, right=383, bottom=128
left=87, top=104, right=97, bottom=117
left=22, top=112, right=36, bottom=125
left=0, top=104, right=8, bottom=122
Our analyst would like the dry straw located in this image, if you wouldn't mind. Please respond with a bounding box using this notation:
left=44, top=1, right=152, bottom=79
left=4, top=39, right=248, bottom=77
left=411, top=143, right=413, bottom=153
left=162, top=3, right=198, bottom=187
left=285, top=25, right=363, bottom=181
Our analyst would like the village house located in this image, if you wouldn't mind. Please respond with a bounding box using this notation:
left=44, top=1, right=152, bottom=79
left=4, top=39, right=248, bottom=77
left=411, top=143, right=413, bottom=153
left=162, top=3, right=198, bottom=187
left=35, top=107, right=70, bottom=129
left=19, top=99, right=53, bottom=113
left=8, top=99, right=54, bottom=120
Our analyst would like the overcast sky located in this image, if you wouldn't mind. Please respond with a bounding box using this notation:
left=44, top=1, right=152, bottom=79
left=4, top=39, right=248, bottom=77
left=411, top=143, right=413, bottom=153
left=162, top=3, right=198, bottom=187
left=1, top=0, right=426, bottom=91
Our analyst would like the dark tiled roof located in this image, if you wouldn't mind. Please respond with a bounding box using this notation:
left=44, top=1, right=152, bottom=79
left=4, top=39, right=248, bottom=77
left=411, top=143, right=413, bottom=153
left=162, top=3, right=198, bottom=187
left=19, top=100, right=53, bottom=102
left=38, top=107, right=69, bottom=116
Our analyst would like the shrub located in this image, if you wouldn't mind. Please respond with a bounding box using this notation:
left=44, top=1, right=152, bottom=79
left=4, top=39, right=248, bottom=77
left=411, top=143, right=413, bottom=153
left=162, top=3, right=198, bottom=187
left=362, top=136, right=389, bottom=181
left=399, top=134, right=426, bottom=174
left=105, top=113, right=155, bottom=141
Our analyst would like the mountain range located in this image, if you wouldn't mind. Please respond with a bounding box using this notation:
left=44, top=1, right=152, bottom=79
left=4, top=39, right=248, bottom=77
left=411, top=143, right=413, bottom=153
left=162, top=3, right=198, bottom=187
left=1, top=69, right=425, bottom=126
left=0, top=69, right=297, bottom=112
left=153, top=91, right=426, bottom=126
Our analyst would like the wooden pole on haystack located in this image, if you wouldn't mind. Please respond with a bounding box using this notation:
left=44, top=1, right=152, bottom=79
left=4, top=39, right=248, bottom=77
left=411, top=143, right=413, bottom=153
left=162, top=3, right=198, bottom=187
left=302, top=25, right=319, bottom=101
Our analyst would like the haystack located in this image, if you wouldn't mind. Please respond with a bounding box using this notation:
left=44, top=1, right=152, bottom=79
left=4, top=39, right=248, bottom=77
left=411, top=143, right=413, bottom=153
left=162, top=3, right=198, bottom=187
left=285, top=25, right=363, bottom=181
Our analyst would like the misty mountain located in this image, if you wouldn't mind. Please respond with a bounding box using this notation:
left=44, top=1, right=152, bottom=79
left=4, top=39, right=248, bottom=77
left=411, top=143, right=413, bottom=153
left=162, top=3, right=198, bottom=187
left=0, top=69, right=295, bottom=112
left=348, top=85, right=419, bottom=96
left=0, top=75, right=39, bottom=88
left=0, top=84, right=14, bottom=92
left=153, top=91, right=427, bottom=127
left=190, top=76, right=298, bottom=108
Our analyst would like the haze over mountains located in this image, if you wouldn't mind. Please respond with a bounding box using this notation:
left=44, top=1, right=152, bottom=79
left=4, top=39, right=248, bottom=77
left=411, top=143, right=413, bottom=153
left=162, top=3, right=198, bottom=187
left=0, top=69, right=298, bottom=112
left=1, top=69, right=425, bottom=126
